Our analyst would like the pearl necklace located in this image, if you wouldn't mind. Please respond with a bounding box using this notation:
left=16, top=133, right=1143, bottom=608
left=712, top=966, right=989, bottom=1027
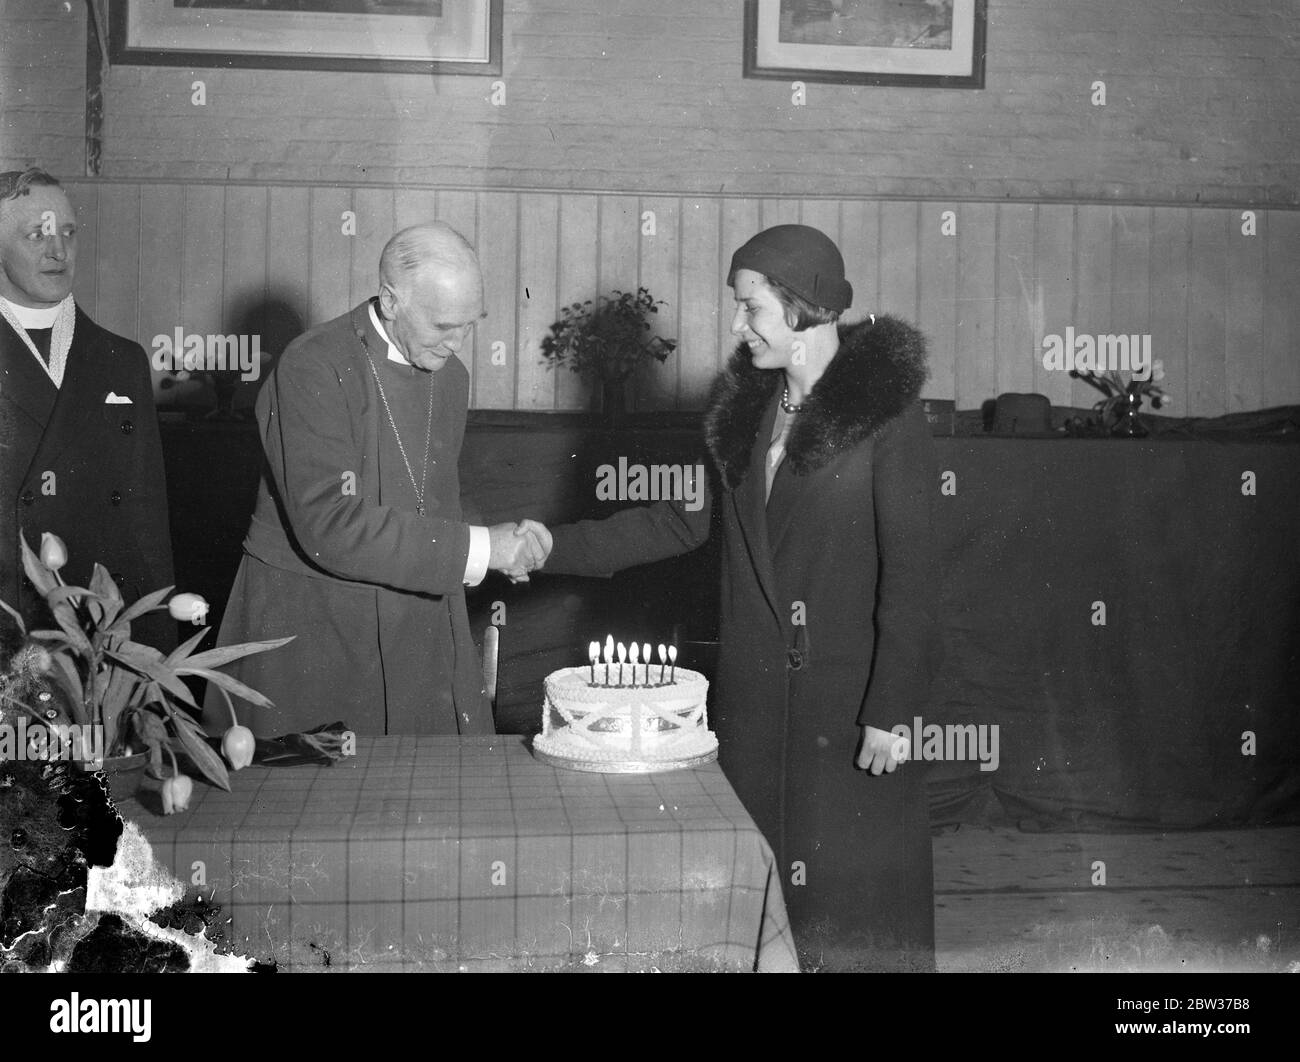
left=780, top=385, right=802, bottom=414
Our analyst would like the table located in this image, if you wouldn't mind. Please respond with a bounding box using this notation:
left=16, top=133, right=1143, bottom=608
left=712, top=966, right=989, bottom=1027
left=117, top=735, right=798, bottom=972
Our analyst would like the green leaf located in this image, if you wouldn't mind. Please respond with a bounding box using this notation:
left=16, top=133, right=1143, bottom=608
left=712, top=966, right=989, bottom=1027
left=107, top=641, right=165, bottom=669
left=100, top=664, right=140, bottom=747
left=181, top=635, right=294, bottom=671
left=176, top=666, right=274, bottom=709
left=163, top=625, right=211, bottom=667
left=89, top=564, right=123, bottom=626
left=0, top=595, right=27, bottom=637
left=169, top=715, right=230, bottom=792
left=47, top=596, right=93, bottom=657
left=19, top=532, right=57, bottom=597
left=109, top=586, right=175, bottom=634
left=46, top=652, right=87, bottom=726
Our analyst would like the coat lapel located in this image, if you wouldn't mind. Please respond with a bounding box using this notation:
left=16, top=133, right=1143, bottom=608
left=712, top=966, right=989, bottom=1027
left=36, top=309, right=107, bottom=471
left=0, top=316, right=57, bottom=436
left=730, top=392, right=786, bottom=629
left=765, top=442, right=815, bottom=557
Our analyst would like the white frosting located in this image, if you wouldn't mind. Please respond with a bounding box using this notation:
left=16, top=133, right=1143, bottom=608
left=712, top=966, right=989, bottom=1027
left=535, top=665, right=717, bottom=764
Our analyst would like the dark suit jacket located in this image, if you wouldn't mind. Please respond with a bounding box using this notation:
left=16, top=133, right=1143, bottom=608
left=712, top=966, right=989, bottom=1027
left=0, top=308, right=174, bottom=648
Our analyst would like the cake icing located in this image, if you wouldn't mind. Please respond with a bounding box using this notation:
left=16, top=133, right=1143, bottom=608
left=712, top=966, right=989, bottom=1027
left=532, top=665, right=718, bottom=771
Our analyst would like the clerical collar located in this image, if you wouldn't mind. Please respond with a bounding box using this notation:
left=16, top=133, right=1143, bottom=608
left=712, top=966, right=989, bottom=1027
left=367, top=302, right=412, bottom=366
left=1, top=294, right=71, bottom=330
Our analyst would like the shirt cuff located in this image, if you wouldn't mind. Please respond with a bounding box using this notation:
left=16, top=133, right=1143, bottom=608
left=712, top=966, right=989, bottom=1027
left=463, top=524, right=490, bottom=586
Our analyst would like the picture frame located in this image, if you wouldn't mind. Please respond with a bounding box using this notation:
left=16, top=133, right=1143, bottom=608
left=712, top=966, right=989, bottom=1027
left=743, top=0, right=986, bottom=89
left=109, top=0, right=502, bottom=76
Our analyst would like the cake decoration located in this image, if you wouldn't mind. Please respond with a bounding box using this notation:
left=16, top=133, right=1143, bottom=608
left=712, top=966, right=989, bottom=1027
left=532, top=636, right=718, bottom=774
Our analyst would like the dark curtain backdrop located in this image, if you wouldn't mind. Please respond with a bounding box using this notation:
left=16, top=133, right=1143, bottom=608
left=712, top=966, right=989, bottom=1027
left=161, top=412, right=1300, bottom=832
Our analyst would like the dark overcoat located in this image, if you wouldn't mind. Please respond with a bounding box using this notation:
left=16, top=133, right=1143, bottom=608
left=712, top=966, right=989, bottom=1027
left=546, top=315, right=940, bottom=968
left=0, top=309, right=174, bottom=650
left=200, top=302, right=493, bottom=738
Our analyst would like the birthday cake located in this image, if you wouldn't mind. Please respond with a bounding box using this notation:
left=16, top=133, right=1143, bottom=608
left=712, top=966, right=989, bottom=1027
left=532, top=652, right=717, bottom=773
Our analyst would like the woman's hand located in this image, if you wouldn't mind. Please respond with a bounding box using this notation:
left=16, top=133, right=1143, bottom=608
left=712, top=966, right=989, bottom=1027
left=856, top=724, right=909, bottom=775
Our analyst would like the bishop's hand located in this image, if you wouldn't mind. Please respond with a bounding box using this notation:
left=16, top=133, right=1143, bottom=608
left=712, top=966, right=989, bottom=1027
left=488, top=520, right=552, bottom=583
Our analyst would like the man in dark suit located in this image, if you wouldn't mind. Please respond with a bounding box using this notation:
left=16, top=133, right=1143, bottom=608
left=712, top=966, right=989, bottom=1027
left=0, top=168, right=173, bottom=647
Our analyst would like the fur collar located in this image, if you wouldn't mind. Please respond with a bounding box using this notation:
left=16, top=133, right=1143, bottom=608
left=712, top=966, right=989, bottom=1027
left=703, top=314, right=929, bottom=487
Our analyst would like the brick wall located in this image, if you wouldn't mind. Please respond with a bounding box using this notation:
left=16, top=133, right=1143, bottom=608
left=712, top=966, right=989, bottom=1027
left=2, top=0, right=1297, bottom=203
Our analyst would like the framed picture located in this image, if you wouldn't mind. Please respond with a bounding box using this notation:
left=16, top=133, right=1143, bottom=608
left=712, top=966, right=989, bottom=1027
left=109, top=0, right=502, bottom=76
left=744, top=0, right=986, bottom=88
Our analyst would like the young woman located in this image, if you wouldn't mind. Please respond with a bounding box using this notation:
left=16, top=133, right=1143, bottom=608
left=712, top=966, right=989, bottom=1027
left=544, top=225, right=940, bottom=970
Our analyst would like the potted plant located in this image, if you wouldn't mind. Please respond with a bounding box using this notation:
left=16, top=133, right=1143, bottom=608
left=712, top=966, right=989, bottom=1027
left=1070, top=361, right=1170, bottom=438
left=541, top=287, right=677, bottom=425
left=0, top=532, right=291, bottom=810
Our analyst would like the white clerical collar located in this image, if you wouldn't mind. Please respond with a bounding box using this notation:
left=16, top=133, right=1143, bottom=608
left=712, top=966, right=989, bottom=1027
left=1, top=294, right=71, bottom=329
left=368, top=302, right=411, bottom=366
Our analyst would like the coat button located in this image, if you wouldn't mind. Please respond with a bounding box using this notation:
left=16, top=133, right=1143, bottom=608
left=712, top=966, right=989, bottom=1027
left=120, top=419, right=134, bottom=435
left=20, top=490, right=34, bottom=506
left=110, top=490, right=122, bottom=506
left=787, top=648, right=804, bottom=671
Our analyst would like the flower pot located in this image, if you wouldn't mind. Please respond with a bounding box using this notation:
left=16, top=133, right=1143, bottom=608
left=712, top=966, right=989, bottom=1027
left=1111, top=393, right=1148, bottom=438
left=88, top=751, right=151, bottom=803
left=600, top=376, right=628, bottom=427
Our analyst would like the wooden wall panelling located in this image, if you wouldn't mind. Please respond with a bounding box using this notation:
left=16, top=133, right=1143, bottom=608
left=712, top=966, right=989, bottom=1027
left=636, top=195, right=680, bottom=411
left=307, top=186, right=353, bottom=330
left=1188, top=210, right=1229, bottom=417
left=1149, top=208, right=1192, bottom=415
left=554, top=194, right=598, bottom=411
left=516, top=192, right=560, bottom=410
left=1264, top=211, right=1300, bottom=410
left=1033, top=204, right=1075, bottom=407
left=993, top=203, right=1037, bottom=397
left=677, top=196, right=722, bottom=404
left=955, top=202, right=997, bottom=411
left=475, top=190, right=518, bottom=409
left=918, top=201, right=958, bottom=401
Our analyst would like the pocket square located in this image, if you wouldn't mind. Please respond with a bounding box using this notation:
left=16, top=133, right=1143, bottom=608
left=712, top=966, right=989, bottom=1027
left=104, top=392, right=133, bottom=404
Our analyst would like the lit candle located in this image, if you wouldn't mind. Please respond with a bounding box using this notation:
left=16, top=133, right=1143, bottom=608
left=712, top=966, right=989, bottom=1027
left=589, top=641, right=599, bottom=684
left=616, top=641, right=627, bottom=686
left=658, top=643, right=667, bottom=684
left=642, top=642, right=652, bottom=686
left=603, top=634, right=614, bottom=686
left=629, top=642, right=640, bottom=686
left=668, top=644, right=677, bottom=683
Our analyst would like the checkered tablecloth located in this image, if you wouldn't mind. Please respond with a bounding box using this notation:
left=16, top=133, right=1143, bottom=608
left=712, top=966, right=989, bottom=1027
left=119, top=735, right=798, bottom=972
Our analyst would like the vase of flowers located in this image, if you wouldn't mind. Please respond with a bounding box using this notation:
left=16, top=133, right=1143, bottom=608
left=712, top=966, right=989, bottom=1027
left=1070, top=361, right=1169, bottom=438
left=541, top=287, right=677, bottom=426
left=0, top=532, right=291, bottom=811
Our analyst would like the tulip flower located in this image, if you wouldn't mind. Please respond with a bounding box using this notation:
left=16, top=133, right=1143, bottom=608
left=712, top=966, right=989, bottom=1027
left=39, top=532, right=67, bottom=573
left=167, top=592, right=209, bottom=625
left=222, top=725, right=256, bottom=770
left=161, top=773, right=193, bottom=814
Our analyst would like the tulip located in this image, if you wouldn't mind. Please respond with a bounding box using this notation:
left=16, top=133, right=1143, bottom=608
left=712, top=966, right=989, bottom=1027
left=222, top=725, right=256, bottom=770
left=168, top=592, right=209, bottom=625
left=161, top=773, right=193, bottom=814
left=39, top=532, right=67, bottom=572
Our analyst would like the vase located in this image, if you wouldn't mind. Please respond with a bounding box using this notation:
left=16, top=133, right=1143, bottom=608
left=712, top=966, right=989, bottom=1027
left=1111, top=392, right=1148, bottom=438
left=600, top=376, right=629, bottom=427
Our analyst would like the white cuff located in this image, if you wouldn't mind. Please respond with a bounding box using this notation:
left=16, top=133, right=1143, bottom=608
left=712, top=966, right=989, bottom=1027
left=464, top=524, right=490, bottom=587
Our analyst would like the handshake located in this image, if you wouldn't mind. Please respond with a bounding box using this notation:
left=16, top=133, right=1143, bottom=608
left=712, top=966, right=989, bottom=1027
left=488, top=519, right=553, bottom=583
